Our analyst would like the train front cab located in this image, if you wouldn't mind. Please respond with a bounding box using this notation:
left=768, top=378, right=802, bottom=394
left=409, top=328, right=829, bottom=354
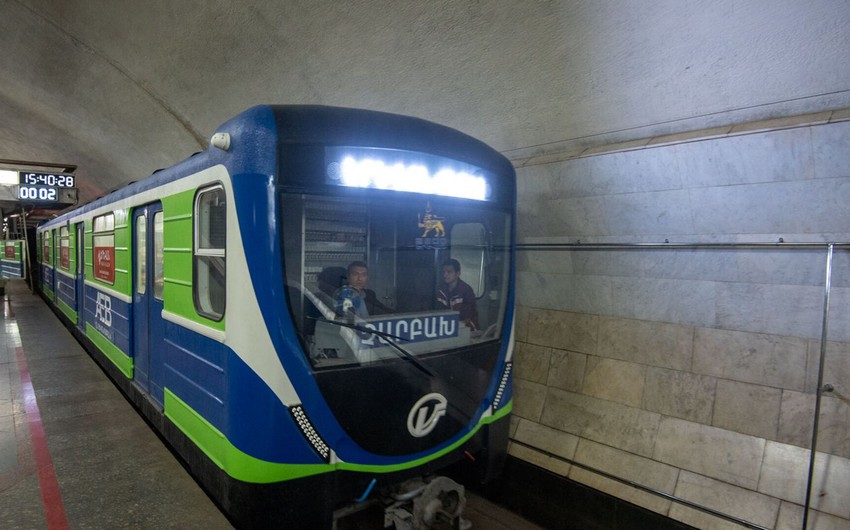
left=268, top=110, right=517, bottom=526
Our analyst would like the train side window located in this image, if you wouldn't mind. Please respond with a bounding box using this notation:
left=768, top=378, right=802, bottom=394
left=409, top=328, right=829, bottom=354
left=450, top=223, right=486, bottom=297
left=59, top=226, right=71, bottom=270
left=135, top=215, right=147, bottom=295
left=92, top=213, right=116, bottom=284
left=153, top=211, right=164, bottom=300
left=194, top=186, right=226, bottom=320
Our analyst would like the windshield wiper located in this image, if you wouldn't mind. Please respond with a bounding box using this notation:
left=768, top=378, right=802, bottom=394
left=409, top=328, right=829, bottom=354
left=311, top=317, right=435, bottom=377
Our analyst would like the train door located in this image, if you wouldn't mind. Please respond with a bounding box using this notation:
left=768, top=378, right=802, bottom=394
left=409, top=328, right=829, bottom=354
left=75, top=222, right=86, bottom=332
left=50, top=228, right=58, bottom=301
left=132, top=203, right=165, bottom=406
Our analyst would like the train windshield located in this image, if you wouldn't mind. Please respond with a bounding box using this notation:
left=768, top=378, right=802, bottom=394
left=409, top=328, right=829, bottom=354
left=281, top=193, right=511, bottom=369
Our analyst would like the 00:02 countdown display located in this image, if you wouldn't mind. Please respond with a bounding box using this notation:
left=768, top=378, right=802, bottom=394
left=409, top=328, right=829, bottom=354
left=18, top=184, right=60, bottom=202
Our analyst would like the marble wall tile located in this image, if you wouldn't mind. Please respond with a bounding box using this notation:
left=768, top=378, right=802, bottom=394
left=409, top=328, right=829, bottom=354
left=653, top=417, right=765, bottom=489
left=643, top=367, right=716, bottom=424
left=513, top=342, right=552, bottom=384
left=832, top=250, right=850, bottom=289
left=712, top=379, right=781, bottom=440
left=568, top=438, right=678, bottom=515
left=735, top=249, right=827, bottom=287
left=545, top=196, right=611, bottom=237
left=814, top=396, right=850, bottom=459
left=827, top=287, right=850, bottom=343
left=689, top=178, right=850, bottom=236
left=513, top=417, right=579, bottom=461
left=675, top=126, right=814, bottom=188
left=546, top=348, right=586, bottom=393
left=557, top=147, right=683, bottom=198
left=602, top=189, right=696, bottom=236
left=669, top=471, right=781, bottom=530
left=508, top=415, right=520, bottom=438
left=776, top=501, right=850, bottom=530
left=813, top=120, right=850, bottom=180
left=517, top=248, right=575, bottom=274
left=597, top=316, right=694, bottom=370
left=582, top=357, right=646, bottom=408
left=778, top=390, right=815, bottom=450
left=540, top=387, right=661, bottom=457
left=693, top=327, right=808, bottom=390
left=779, top=390, right=850, bottom=458
left=807, top=340, right=850, bottom=396
left=517, top=271, right=614, bottom=315
left=507, top=441, right=572, bottom=477
left=514, top=304, right=530, bottom=344
left=758, top=441, right=850, bottom=519
left=525, top=308, right=598, bottom=354
left=716, top=282, right=826, bottom=340
left=570, top=248, right=739, bottom=283
left=610, top=276, right=717, bottom=326
left=516, top=163, right=558, bottom=201
left=512, top=378, right=547, bottom=422
left=516, top=200, right=548, bottom=241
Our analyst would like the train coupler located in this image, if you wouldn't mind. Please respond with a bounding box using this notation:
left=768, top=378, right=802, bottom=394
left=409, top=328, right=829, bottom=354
left=383, top=475, right=471, bottom=530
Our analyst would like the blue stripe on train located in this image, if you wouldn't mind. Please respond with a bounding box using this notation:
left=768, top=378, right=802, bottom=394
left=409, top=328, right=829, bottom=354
left=82, top=286, right=132, bottom=356
left=160, top=318, right=321, bottom=464
left=55, top=272, right=77, bottom=311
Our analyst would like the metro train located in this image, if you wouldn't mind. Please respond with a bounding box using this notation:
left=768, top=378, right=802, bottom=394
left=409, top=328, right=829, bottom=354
left=35, top=105, right=516, bottom=528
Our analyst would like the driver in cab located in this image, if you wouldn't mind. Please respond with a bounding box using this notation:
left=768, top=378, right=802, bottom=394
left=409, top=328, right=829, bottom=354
left=334, top=261, right=389, bottom=320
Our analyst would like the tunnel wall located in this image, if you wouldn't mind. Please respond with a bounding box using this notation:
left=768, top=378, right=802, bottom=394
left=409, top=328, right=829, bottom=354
left=511, top=109, right=850, bottom=529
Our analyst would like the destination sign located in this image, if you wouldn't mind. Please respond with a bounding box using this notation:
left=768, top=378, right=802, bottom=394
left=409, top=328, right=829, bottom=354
left=355, top=312, right=460, bottom=349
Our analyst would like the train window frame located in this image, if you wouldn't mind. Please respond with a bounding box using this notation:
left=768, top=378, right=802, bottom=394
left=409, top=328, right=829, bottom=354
left=153, top=211, right=164, bottom=300
left=193, top=184, right=226, bottom=321
left=135, top=214, right=147, bottom=295
left=92, top=212, right=116, bottom=284
left=59, top=225, right=71, bottom=270
left=43, top=230, right=51, bottom=263
left=449, top=222, right=487, bottom=298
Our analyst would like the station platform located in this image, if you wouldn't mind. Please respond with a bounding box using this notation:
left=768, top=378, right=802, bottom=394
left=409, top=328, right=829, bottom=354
left=0, top=280, right=540, bottom=529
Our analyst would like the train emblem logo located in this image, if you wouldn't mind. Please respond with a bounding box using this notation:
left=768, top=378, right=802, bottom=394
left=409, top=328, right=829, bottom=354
left=416, top=202, right=447, bottom=250
left=95, top=292, right=112, bottom=326
left=407, top=392, right=448, bottom=437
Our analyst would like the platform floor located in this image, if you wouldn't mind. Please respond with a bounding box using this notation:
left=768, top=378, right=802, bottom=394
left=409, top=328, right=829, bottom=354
left=0, top=280, right=540, bottom=529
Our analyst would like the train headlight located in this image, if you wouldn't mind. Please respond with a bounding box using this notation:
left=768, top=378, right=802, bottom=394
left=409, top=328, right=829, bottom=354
left=492, top=362, right=512, bottom=410
left=290, top=405, right=331, bottom=462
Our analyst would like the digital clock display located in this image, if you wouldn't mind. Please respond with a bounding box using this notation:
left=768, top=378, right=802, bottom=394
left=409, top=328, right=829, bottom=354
left=19, top=172, right=76, bottom=188
left=19, top=184, right=60, bottom=202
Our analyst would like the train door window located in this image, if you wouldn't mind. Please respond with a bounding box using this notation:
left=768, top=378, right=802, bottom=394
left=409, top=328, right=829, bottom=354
left=43, top=231, right=50, bottom=262
left=194, top=186, right=226, bottom=320
left=153, top=211, right=164, bottom=300
left=450, top=223, right=486, bottom=297
left=93, top=213, right=116, bottom=284
left=59, top=226, right=71, bottom=270
left=136, top=215, right=147, bottom=295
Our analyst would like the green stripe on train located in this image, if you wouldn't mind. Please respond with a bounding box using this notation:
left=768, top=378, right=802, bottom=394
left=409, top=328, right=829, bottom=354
left=86, top=322, right=133, bottom=378
left=164, top=387, right=512, bottom=483
left=57, top=298, right=78, bottom=323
